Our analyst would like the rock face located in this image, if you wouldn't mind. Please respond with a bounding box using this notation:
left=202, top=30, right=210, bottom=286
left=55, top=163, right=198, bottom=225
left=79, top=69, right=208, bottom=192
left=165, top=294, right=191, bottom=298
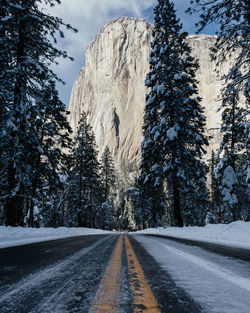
left=68, top=17, right=234, bottom=170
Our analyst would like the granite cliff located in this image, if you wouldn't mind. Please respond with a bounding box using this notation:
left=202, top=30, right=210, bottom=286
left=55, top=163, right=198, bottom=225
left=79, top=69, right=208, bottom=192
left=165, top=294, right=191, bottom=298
left=68, top=17, right=234, bottom=170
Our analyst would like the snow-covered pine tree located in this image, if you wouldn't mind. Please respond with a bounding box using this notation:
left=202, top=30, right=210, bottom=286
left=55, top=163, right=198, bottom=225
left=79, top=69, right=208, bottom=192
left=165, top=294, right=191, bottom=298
left=208, top=150, right=222, bottom=222
left=122, top=193, right=136, bottom=231
left=0, top=0, right=76, bottom=226
left=140, top=0, right=209, bottom=227
left=187, top=0, right=250, bottom=201
left=137, top=165, right=165, bottom=228
left=246, top=121, right=250, bottom=220
left=210, top=151, right=220, bottom=204
left=27, top=82, right=72, bottom=227
left=138, top=30, right=166, bottom=228
left=98, top=146, right=117, bottom=229
left=214, top=150, right=237, bottom=222
left=100, top=146, right=117, bottom=202
left=214, top=71, right=248, bottom=221
left=235, top=153, right=249, bottom=221
left=68, top=113, right=101, bottom=228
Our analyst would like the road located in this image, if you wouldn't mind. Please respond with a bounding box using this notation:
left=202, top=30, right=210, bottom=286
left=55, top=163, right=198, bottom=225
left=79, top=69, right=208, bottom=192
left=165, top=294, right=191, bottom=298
left=0, top=233, right=250, bottom=313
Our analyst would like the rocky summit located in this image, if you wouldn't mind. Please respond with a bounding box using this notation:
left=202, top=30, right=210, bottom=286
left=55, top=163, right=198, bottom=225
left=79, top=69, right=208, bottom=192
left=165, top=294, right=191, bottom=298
left=68, top=17, right=236, bottom=171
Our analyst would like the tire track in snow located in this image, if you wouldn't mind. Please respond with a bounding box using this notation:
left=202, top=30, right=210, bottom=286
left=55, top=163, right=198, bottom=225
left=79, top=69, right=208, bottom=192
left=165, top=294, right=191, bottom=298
left=0, top=235, right=117, bottom=313
left=134, top=235, right=250, bottom=313
left=151, top=239, right=250, bottom=293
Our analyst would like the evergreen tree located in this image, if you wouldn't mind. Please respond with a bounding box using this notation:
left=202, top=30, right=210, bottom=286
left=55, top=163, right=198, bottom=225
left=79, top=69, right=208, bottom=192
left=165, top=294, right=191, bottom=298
left=0, top=0, right=76, bottom=226
left=119, top=187, right=138, bottom=231
left=214, top=72, right=248, bottom=221
left=137, top=170, right=165, bottom=228
left=99, top=146, right=117, bottom=229
left=215, top=150, right=238, bottom=222
left=208, top=150, right=222, bottom=222
left=246, top=121, right=250, bottom=221
left=100, top=146, right=117, bottom=202
left=210, top=151, right=220, bottom=205
left=114, top=174, right=128, bottom=230
left=123, top=197, right=136, bottom=231
left=235, top=154, right=249, bottom=221
left=140, top=0, right=209, bottom=227
left=68, top=113, right=101, bottom=228
left=187, top=0, right=250, bottom=199
left=138, top=44, right=166, bottom=228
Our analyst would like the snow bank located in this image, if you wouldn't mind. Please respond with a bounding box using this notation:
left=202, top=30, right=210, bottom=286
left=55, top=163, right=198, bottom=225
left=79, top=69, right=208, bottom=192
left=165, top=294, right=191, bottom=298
left=136, top=221, right=250, bottom=250
left=2, top=222, right=250, bottom=250
left=0, top=226, right=113, bottom=249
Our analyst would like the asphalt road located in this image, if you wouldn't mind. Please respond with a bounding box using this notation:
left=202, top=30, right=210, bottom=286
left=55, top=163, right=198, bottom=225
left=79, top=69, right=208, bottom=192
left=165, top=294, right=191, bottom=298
left=0, top=233, right=250, bottom=313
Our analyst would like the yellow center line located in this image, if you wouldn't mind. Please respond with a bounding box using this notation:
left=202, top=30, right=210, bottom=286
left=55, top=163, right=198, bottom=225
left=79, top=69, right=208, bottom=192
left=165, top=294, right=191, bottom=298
left=89, top=234, right=123, bottom=313
left=125, top=235, right=161, bottom=313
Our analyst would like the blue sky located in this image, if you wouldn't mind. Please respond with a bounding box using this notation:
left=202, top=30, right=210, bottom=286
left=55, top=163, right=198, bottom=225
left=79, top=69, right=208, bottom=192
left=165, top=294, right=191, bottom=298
left=48, top=0, right=218, bottom=106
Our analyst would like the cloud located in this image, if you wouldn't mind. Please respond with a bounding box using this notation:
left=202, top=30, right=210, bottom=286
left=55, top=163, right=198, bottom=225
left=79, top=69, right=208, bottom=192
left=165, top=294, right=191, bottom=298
left=49, top=0, right=155, bottom=56
left=46, top=0, right=156, bottom=105
left=51, top=0, right=155, bottom=19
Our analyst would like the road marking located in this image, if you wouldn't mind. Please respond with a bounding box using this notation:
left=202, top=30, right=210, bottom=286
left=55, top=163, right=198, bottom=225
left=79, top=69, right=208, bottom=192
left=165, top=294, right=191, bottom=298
left=89, top=235, right=123, bottom=313
left=125, top=235, right=161, bottom=313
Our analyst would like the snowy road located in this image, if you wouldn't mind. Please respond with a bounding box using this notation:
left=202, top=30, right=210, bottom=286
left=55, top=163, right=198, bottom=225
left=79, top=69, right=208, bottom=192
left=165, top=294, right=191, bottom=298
left=135, top=234, right=250, bottom=313
left=0, top=234, right=250, bottom=312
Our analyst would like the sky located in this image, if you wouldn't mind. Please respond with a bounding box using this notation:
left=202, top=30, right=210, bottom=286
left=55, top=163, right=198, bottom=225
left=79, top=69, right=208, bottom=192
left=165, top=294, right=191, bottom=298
left=47, top=0, right=217, bottom=106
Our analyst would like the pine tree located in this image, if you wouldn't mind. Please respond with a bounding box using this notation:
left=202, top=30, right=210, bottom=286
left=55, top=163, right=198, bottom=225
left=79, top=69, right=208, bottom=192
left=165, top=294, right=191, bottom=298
left=187, top=1, right=250, bottom=204
left=214, top=71, right=248, bottom=221
left=98, top=146, right=117, bottom=229
left=0, top=0, right=76, bottom=226
left=210, top=151, right=220, bottom=205
left=140, top=0, right=209, bottom=227
left=139, top=44, right=166, bottom=227
left=100, top=146, right=117, bottom=202
left=137, top=169, right=165, bottom=228
left=235, top=154, right=249, bottom=221
left=122, top=194, right=136, bottom=231
left=215, top=150, right=237, bottom=222
left=246, top=121, right=250, bottom=221
left=68, top=113, right=101, bottom=228
left=207, top=150, right=222, bottom=223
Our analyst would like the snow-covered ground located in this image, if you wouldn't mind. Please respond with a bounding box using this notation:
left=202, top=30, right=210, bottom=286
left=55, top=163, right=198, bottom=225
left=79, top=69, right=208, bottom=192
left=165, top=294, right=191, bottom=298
left=136, top=221, right=250, bottom=250
left=0, top=226, right=113, bottom=249
left=1, top=221, right=250, bottom=250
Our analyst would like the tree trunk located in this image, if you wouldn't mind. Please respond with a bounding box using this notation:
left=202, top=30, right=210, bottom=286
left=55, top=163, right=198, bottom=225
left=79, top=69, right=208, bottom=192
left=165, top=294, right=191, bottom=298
left=5, top=165, right=23, bottom=226
left=5, top=197, right=21, bottom=226
left=5, top=8, right=26, bottom=227
left=28, top=201, right=34, bottom=227
left=173, top=181, right=183, bottom=227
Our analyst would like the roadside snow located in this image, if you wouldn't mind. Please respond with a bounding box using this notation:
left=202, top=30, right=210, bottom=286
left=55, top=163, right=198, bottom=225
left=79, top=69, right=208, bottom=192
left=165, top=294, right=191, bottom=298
left=2, top=221, right=250, bottom=250
left=0, top=226, right=113, bottom=249
left=136, top=221, right=250, bottom=249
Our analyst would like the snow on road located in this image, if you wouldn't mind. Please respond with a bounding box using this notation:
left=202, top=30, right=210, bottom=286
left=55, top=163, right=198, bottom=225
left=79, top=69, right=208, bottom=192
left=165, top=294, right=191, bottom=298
left=0, top=235, right=117, bottom=313
left=135, top=234, right=250, bottom=313
left=136, top=221, right=250, bottom=249
left=0, top=237, right=106, bottom=303
left=0, top=226, right=113, bottom=249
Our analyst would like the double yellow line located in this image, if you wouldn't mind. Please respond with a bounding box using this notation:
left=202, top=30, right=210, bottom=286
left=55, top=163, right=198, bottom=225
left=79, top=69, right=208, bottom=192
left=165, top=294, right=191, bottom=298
left=89, top=234, right=161, bottom=313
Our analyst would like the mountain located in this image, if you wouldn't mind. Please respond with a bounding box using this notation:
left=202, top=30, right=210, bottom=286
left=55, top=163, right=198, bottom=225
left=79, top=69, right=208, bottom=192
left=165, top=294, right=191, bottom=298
left=68, top=17, right=236, bottom=171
